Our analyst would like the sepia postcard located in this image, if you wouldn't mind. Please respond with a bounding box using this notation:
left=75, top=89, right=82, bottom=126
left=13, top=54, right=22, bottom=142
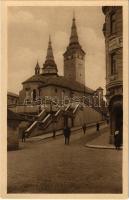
left=0, top=0, right=128, bottom=199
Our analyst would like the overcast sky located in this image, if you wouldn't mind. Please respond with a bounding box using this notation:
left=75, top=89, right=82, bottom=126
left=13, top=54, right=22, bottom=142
left=8, top=6, right=106, bottom=94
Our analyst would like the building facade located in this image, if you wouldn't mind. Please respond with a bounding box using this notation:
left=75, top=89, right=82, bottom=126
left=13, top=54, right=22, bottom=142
left=102, top=6, right=123, bottom=144
left=7, top=92, right=19, bottom=106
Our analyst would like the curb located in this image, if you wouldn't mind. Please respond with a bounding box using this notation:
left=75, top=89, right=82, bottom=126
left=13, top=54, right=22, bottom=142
left=26, top=127, right=82, bottom=142
left=85, top=144, right=123, bottom=150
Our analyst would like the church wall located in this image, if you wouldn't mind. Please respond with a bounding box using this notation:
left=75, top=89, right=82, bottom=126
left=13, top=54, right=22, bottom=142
left=40, top=86, right=53, bottom=98
left=64, top=56, right=85, bottom=85
left=19, top=82, right=43, bottom=104
left=64, top=58, right=76, bottom=81
left=75, top=57, right=85, bottom=85
left=40, top=85, right=92, bottom=106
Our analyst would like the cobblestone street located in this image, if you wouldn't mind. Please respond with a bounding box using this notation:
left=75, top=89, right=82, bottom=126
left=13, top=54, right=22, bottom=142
left=7, top=126, right=122, bottom=194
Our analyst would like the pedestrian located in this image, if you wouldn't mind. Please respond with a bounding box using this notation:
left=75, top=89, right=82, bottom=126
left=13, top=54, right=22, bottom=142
left=96, top=122, right=100, bottom=132
left=82, top=123, right=86, bottom=134
left=53, top=129, right=56, bottom=139
left=114, top=129, right=121, bottom=150
left=63, top=126, right=71, bottom=145
left=22, top=130, right=26, bottom=142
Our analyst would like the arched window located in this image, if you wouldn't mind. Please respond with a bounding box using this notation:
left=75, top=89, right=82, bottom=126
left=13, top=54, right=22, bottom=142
left=33, top=89, right=37, bottom=101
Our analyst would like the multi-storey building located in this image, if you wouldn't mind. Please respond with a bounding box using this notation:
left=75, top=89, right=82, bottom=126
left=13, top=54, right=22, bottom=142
left=102, top=6, right=123, bottom=144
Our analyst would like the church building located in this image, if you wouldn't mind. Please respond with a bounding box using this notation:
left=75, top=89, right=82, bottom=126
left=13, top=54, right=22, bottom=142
left=19, top=16, right=95, bottom=104
left=8, top=15, right=106, bottom=138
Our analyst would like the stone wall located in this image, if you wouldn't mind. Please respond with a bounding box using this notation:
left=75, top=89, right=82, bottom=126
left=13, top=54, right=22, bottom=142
left=30, top=105, right=103, bottom=137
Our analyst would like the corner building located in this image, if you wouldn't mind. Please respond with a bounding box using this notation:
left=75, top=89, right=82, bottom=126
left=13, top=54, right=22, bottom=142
left=102, top=6, right=123, bottom=144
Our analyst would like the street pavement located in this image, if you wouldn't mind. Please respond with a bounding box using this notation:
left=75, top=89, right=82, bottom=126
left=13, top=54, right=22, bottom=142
left=7, top=124, right=122, bottom=194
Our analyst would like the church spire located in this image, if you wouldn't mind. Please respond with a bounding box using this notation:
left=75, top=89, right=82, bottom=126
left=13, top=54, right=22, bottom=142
left=42, top=36, right=58, bottom=76
left=35, top=60, right=40, bottom=75
left=46, top=35, right=54, bottom=61
left=69, top=14, right=79, bottom=46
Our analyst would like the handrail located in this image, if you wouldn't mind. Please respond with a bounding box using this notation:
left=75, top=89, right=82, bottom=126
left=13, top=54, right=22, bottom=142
left=37, top=109, right=45, bottom=117
left=73, top=104, right=80, bottom=114
left=55, top=109, right=61, bottom=117
left=26, top=121, right=38, bottom=132
left=42, top=114, right=51, bottom=123
left=65, top=104, right=71, bottom=111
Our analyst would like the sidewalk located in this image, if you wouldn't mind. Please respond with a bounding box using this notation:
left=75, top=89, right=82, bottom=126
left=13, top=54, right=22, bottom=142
left=85, top=127, right=122, bottom=150
left=24, top=122, right=109, bottom=147
left=25, top=126, right=82, bottom=143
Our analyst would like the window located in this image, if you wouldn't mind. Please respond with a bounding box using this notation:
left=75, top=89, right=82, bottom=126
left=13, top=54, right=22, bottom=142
left=33, top=89, right=37, bottom=101
left=110, top=13, right=116, bottom=34
left=111, top=53, right=117, bottom=75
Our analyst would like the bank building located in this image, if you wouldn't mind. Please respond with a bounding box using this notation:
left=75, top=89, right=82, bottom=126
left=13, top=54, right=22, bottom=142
left=102, top=6, right=123, bottom=144
left=8, top=15, right=107, bottom=149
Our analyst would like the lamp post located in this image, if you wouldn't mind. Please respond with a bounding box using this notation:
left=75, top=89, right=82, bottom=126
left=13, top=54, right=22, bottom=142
left=50, top=100, right=57, bottom=138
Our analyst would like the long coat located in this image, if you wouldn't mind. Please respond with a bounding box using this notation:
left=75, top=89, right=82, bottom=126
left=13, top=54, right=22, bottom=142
left=63, top=127, right=71, bottom=138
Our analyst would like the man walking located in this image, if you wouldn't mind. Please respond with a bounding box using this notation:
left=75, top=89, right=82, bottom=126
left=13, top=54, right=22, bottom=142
left=53, top=129, right=56, bottom=139
left=82, top=123, right=86, bottom=134
left=63, top=126, right=71, bottom=145
left=96, top=122, right=100, bottom=132
left=22, top=130, right=26, bottom=142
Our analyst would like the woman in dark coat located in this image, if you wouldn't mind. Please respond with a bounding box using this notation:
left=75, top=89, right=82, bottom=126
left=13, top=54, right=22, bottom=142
left=63, top=126, right=71, bottom=145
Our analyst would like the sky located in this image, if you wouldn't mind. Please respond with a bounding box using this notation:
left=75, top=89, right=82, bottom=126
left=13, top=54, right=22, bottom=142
left=8, top=6, right=106, bottom=95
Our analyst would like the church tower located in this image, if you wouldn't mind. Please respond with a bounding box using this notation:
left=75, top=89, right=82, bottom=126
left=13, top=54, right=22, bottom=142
left=42, top=36, right=58, bottom=76
left=63, top=15, right=86, bottom=85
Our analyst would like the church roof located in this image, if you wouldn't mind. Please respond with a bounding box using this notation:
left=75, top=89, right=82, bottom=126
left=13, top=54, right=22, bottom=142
left=42, top=36, right=58, bottom=75
left=7, top=92, right=19, bottom=98
left=22, top=74, right=94, bottom=94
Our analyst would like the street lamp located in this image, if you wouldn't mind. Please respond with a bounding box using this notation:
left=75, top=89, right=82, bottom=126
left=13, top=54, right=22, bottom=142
left=49, top=100, right=57, bottom=138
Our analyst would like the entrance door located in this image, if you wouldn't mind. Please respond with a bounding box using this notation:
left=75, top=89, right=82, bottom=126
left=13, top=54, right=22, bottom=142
left=111, top=103, right=123, bottom=145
